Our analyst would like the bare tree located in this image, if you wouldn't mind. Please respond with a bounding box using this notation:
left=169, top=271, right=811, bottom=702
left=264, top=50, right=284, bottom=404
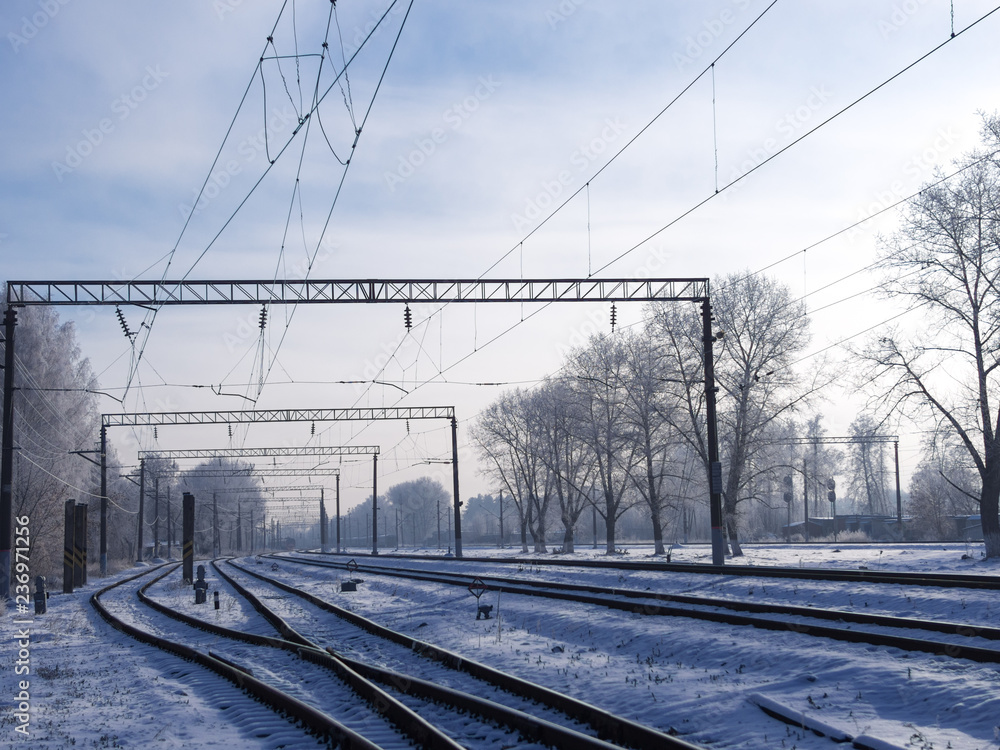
left=908, top=437, right=979, bottom=540
left=858, top=113, right=1000, bottom=557
left=618, top=329, right=686, bottom=554
left=533, top=379, right=593, bottom=552
left=846, top=415, right=891, bottom=516
left=652, top=273, right=822, bottom=555
left=471, top=389, right=541, bottom=553
left=568, top=334, right=641, bottom=554
left=385, top=477, right=449, bottom=546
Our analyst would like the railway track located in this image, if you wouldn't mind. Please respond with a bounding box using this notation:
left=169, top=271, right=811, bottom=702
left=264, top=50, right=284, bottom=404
left=95, top=561, right=704, bottom=749
left=271, top=552, right=1000, bottom=664
left=312, top=549, right=1000, bottom=590
left=211, top=558, right=701, bottom=749
left=93, top=565, right=433, bottom=749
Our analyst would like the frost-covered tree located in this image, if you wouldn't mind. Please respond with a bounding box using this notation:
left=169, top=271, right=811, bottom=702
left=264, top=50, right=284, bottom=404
left=858, top=113, right=1000, bottom=557
left=1, top=296, right=101, bottom=584
left=652, top=273, right=822, bottom=555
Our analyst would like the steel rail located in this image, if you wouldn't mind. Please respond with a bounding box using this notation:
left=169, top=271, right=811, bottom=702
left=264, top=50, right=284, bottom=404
left=276, top=554, right=1000, bottom=665
left=90, top=565, right=380, bottom=749
left=337, top=550, right=1000, bottom=590
left=226, top=558, right=703, bottom=750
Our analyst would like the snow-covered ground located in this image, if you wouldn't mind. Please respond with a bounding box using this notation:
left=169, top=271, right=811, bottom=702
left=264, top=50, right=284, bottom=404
left=3, top=542, right=999, bottom=749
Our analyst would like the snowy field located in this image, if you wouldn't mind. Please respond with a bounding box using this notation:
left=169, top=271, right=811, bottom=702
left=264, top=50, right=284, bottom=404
left=3, top=542, right=999, bottom=749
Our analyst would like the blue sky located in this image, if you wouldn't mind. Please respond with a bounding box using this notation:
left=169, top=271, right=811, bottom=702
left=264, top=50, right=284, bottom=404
left=2, top=0, right=999, bottom=509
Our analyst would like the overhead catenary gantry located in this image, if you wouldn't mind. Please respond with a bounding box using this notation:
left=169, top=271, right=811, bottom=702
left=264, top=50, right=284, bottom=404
left=0, top=276, right=724, bottom=597
left=137, top=446, right=379, bottom=460
left=769, top=435, right=904, bottom=526
left=105, top=407, right=451, bottom=565
left=138, top=445, right=378, bottom=555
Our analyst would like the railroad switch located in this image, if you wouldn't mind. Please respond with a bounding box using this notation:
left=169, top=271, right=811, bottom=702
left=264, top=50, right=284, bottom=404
left=476, top=604, right=493, bottom=620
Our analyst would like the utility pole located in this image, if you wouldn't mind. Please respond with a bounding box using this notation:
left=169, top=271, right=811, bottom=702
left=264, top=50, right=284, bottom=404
left=372, top=454, right=379, bottom=556
left=137, top=458, right=145, bottom=563
left=335, top=473, right=341, bottom=553
left=99, top=424, right=107, bottom=575
left=803, top=458, right=810, bottom=542
left=702, top=299, right=725, bottom=566
left=320, top=487, right=327, bottom=553
left=499, top=491, right=505, bottom=548
left=237, top=501, right=242, bottom=552
left=167, top=486, right=173, bottom=559
left=212, top=492, right=219, bottom=557
left=153, top=474, right=160, bottom=559
left=895, top=440, right=903, bottom=533
left=451, top=416, right=463, bottom=558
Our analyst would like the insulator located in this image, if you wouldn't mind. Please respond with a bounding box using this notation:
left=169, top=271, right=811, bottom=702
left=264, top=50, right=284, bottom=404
left=228, top=424, right=233, bottom=438
left=115, top=306, right=134, bottom=340
left=258, top=304, right=268, bottom=331
left=403, top=304, right=412, bottom=330
left=153, top=427, right=158, bottom=440
left=406, top=419, right=410, bottom=434
left=610, top=303, right=617, bottom=332
left=311, top=421, right=316, bottom=435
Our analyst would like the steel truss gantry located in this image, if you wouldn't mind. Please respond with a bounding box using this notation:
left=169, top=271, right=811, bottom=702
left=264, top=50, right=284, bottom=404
left=771, top=435, right=903, bottom=526
left=8, top=278, right=709, bottom=306
left=105, top=406, right=453, bottom=427
left=176, top=467, right=343, bottom=478
left=113, top=406, right=451, bottom=564
left=138, top=445, right=379, bottom=460
left=0, top=276, right=723, bottom=598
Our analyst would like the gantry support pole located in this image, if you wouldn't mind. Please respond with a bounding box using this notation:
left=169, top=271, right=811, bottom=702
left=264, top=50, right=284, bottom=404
left=320, top=488, right=327, bottom=553
left=372, top=455, right=378, bottom=556
left=100, top=423, right=107, bottom=575
left=451, top=416, right=463, bottom=558
left=702, top=300, right=725, bottom=566
left=137, top=458, right=145, bottom=563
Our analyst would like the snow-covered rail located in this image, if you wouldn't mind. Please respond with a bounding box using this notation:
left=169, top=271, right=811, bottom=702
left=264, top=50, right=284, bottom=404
left=215, top=558, right=704, bottom=750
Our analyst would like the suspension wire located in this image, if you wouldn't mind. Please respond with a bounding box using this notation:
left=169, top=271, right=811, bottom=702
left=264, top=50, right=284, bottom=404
left=586, top=182, right=592, bottom=276
left=122, top=0, right=401, bottom=413
left=260, top=0, right=415, bottom=422
left=711, top=63, right=719, bottom=193
left=479, top=0, right=780, bottom=278
left=592, top=4, right=1000, bottom=275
